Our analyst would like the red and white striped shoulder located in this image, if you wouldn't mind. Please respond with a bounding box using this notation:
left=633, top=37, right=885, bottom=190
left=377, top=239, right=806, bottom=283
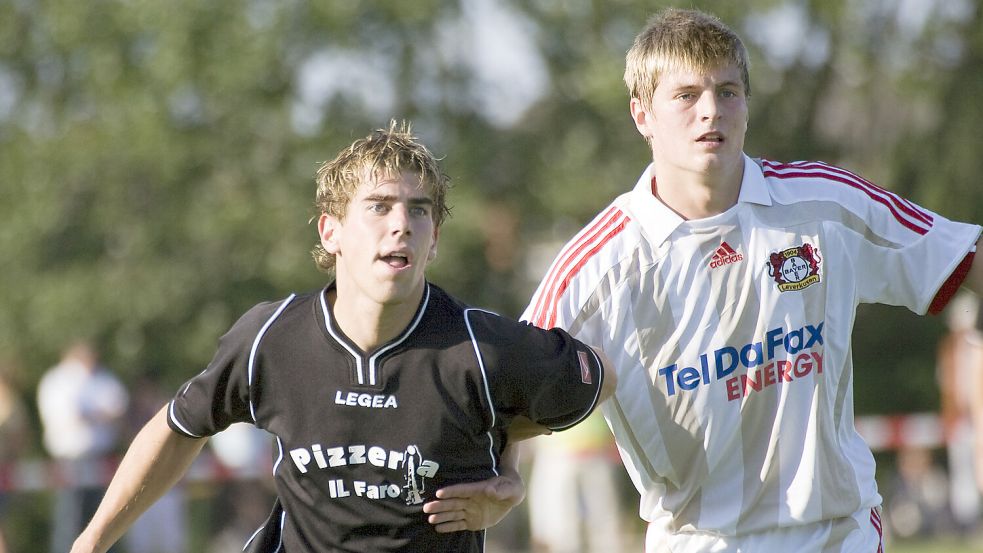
left=525, top=204, right=633, bottom=329
left=758, top=159, right=934, bottom=236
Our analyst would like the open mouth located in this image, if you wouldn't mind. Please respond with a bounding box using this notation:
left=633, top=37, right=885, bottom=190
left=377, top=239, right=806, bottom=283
left=380, top=253, right=410, bottom=268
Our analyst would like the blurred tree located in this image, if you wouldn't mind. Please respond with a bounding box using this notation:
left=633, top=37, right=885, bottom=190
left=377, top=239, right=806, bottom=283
left=0, top=0, right=979, bottom=419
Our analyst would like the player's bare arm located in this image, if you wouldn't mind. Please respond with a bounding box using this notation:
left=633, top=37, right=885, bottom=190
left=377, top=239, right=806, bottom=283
left=965, top=236, right=983, bottom=295
left=424, top=346, right=617, bottom=533
left=423, top=443, right=525, bottom=533
left=422, top=412, right=572, bottom=532
left=71, top=406, right=207, bottom=553
left=505, top=414, right=552, bottom=442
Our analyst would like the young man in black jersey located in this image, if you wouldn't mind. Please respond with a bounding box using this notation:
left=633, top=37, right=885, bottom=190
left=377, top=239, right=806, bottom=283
left=71, top=121, right=616, bottom=553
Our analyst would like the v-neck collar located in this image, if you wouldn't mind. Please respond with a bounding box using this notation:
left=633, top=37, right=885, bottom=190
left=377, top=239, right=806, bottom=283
left=318, top=282, right=431, bottom=387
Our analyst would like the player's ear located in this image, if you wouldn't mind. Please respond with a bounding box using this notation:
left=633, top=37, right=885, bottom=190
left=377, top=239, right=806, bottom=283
left=318, top=213, right=342, bottom=255
left=427, top=228, right=439, bottom=262
left=629, top=97, right=654, bottom=139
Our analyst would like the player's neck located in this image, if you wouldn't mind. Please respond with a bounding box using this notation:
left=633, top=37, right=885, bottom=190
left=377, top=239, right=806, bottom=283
left=328, top=285, right=424, bottom=352
left=651, top=159, right=744, bottom=220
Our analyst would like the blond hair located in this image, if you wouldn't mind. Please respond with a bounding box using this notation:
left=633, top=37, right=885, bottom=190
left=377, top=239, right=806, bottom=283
left=311, top=120, right=451, bottom=273
left=624, top=8, right=750, bottom=108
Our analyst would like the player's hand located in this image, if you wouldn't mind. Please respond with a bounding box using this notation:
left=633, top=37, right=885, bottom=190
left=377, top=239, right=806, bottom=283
left=506, top=415, right=551, bottom=442
left=423, top=471, right=526, bottom=533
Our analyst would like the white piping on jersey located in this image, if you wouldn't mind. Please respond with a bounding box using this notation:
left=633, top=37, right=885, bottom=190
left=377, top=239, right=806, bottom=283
left=241, top=507, right=285, bottom=553
left=242, top=523, right=262, bottom=551
left=463, top=308, right=500, bottom=477
left=272, top=436, right=285, bottom=475
left=243, top=437, right=284, bottom=552
left=367, top=285, right=430, bottom=386
left=167, top=400, right=201, bottom=438
left=247, top=294, right=298, bottom=423
left=170, top=367, right=214, bottom=437
left=320, top=291, right=364, bottom=383
left=275, top=510, right=286, bottom=552
left=318, top=284, right=431, bottom=387
left=169, top=294, right=296, bottom=438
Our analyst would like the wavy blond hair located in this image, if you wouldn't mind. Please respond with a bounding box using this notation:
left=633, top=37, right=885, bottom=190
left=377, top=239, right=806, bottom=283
left=311, top=120, right=451, bottom=273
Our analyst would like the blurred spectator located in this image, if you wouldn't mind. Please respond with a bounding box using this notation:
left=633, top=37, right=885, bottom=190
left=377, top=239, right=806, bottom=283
left=37, top=341, right=129, bottom=553
left=0, top=358, right=32, bottom=553
left=884, top=445, right=952, bottom=540
left=937, top=292, right=983, bottom=535
left=527, top=411, right=626, bottom=553
left=122, top=374, right=188, bottom=553
left=207, top=422, right=275, bottom=553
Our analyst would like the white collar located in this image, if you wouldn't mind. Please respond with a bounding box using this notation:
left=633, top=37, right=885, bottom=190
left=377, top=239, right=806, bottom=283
left=625, top=154, right=771, bottom=245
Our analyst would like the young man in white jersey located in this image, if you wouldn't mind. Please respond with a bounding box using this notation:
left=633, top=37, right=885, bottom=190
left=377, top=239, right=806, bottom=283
left=522, top=8, right=983, bottom=553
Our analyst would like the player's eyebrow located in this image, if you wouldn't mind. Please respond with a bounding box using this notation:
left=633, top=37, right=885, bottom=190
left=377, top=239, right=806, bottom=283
left=716, top=80, right=743, bottom=91
left=362, top=193, right=434, bottom=207
left=672, top=79, right=742, bottom=92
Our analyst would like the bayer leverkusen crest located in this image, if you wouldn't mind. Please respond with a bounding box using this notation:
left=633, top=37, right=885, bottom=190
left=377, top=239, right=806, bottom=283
left=767, top=243, right=822, bottom=292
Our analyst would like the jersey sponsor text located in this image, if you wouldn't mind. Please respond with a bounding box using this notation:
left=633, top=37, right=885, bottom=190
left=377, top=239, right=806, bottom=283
left=325, top=479, right=404, bottom=500
left=289, top=443, right=438, bottom=475
left=658, top=322, right=824, bottom=401
left=290, top=442, right=440, bottom=505
left=334, top=390, right=398, bottom=409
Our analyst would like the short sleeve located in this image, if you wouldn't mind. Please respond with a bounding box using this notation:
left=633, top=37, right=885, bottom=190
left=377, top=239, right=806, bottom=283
left=167, top=301, right=281, bottom=438
left=466, top=309, right=604, bottom=432
left=853, top=209, right=980, bottom=315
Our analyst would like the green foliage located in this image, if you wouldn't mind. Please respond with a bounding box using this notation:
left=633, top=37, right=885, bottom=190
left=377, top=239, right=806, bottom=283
left=0, top=0, right=980, bottom=418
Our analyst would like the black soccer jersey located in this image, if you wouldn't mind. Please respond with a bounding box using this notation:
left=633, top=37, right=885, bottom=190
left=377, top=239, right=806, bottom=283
left=168, top=282, right=604, bottom=552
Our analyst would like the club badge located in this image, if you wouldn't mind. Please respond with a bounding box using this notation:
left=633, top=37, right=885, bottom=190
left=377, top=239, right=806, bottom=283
left=767, top=243, right=822, bottom=292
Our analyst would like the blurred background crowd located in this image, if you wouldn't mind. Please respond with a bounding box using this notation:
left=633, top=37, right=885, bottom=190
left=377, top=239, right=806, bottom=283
left=2, top=0, right=983, bottom=551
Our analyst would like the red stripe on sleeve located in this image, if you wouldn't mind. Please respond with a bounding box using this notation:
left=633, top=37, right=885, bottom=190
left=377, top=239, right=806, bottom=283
left=543, top=217, right=628, bottom=329
left=795, top=161, right=934, bottom=225
left=928, top=251, right=975, bottom=315
left=529, top=207, right=624, bottom=327
left=762, top=168, right=930, bottom=235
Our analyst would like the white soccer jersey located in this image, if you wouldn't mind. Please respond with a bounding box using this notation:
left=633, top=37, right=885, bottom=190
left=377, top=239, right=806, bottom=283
left=523, top=155, right=981, bottom=546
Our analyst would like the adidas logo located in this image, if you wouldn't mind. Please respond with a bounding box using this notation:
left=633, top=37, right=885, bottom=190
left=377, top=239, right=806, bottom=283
left=709, top=242, right=745, bottom=269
